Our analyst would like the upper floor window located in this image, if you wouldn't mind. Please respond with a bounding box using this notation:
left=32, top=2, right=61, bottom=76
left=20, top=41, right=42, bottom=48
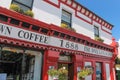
left=61, top=10, right=72, bottom=28
left=94, top=26, right=99, bottom=37
left=12, top=0, right=34, bottom=11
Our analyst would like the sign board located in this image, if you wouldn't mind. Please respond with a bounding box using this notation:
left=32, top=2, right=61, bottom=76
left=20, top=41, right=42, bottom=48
left=0, top=23, right=113, bottom=57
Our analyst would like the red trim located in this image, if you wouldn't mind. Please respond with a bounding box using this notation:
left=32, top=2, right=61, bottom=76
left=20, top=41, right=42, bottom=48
left=75, top=11, right=92, bottom=24
left=42, top=50, right=60, bottom=80
left=0, top=36, right=47, bottom=50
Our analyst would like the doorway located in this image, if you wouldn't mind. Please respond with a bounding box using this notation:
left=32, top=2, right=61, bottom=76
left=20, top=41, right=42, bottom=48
left=58, top=53, right=74, bottom=80
left=58, top=62, right=74, bottom=80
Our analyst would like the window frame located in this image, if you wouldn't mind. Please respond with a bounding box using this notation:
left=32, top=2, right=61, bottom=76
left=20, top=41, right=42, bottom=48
left=94, top=26, right=99, bottom=37
left=61, top=9, right=72, bottom=28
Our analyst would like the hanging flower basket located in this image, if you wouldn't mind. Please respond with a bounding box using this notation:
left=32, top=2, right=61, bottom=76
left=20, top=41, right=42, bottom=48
left=77, top=68, right=93, bottom=80
left=48, top=69, right=59, bottom=80
left=58, top=68, right=68, bottom=80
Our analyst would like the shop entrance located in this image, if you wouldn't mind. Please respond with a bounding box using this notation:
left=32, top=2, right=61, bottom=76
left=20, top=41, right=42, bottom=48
left=0, top=47, right=35, bottom=80
left=58, top=53, right=74, bottom=80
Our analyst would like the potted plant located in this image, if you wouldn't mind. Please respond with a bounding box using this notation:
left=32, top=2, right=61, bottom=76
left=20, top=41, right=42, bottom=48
left=61, top=23, right=76, bottom=32
left=10, top=4, right=21, bottom=12
left=58, top=67, right=68, bottom=80
left=24, top=10, right=34, bottom=17
left=95, top=36, right=104, bottom=42
left=48, top=69, right=59, bottom=80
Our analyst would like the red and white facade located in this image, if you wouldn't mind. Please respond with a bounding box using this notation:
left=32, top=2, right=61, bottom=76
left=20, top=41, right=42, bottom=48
left=0, top=0, right=118, bottom=80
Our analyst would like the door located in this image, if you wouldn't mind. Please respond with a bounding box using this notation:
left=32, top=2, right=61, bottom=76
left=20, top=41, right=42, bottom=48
left=58, top=62, right=74, bottom=80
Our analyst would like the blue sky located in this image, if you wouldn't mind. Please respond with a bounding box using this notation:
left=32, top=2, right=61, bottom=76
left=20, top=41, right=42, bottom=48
left=76, top=0, right=120, bottom=41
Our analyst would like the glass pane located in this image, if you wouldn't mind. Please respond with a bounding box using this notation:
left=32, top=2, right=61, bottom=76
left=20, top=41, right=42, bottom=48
left=14, top=0, right=33, bottom=7
left=13, top=2, right=30, bottom=11
left=62, top=10, right=71, bottom=23
left=94, top=26, right=99, bottom=36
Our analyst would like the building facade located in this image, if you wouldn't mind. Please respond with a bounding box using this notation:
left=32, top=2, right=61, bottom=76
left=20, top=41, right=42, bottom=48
left=0, top=0, right=118, bottom=80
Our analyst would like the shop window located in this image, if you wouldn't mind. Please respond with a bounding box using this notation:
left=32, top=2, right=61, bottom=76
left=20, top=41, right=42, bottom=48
left=61, top=9, right=72, bottom=28
left=10, top=18, right=20, bottom=25
left=94, top=26, right=99, bottom=37
left=22, top=22, right=30, bottom=28
left=0, top=14, right=8, bottom=22
left=96, top=62, right=103, bottom=80
left=32, top=25, right=40, bottom=31
left=12, top=0, right=34, bottom=11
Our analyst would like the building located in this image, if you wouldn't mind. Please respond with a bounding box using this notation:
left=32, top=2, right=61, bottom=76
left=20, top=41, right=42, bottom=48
left=0, top=0, right=118, bottom=80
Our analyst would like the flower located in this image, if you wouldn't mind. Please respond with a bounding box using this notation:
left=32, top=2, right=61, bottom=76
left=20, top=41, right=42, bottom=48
left=77, top=68, right=93, bottom=79
left=10, top=4, right=21, bottom=12
left=48, top=69, right=59, bottom=77
left=61, top=23, right=76, bottom=32
left=58, top=68, right=68, bottom=80
left=95, top=36, right=104, bottom=42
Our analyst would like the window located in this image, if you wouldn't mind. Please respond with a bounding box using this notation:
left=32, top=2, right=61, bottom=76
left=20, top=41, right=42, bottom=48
left=94, top=26, right=99, bottom=37
left=61, top=10, right=72, bottom=28
left=12, top=0, right=34, bottom=11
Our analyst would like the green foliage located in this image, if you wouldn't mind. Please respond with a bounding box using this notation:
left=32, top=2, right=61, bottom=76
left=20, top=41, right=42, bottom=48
left=77, top=68, right=93, bottom=79
left=116, top=57, right=120, bottom=63
left=47, top=68, right=68, bottom=80
left=95, top=36, right=104, bottom=42
left=48, top=69, right=59, bottom=77
left=61, top=23, right=76, bottom=32
left=10, top=4, right=21, bottom=12
left=58, top=68, right=68, bottom=80
left=24, top=10, right=34, bottom=17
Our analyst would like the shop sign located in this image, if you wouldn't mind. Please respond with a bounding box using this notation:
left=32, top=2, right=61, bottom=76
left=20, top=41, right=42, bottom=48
left=0, top=23, right=113, bottom=57
left=0, top=23, right=49, bottom=45
left=49, top=37, right=113, bottom=57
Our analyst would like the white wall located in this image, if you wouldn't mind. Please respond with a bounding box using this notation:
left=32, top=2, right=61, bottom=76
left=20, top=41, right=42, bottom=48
left=33, top=0, right=112, bottom=44
left=33, top=0, right=61, bottom=26
left=0, top=0, right=12, bottom=9
left=0, top=0, right=112, bottom=44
